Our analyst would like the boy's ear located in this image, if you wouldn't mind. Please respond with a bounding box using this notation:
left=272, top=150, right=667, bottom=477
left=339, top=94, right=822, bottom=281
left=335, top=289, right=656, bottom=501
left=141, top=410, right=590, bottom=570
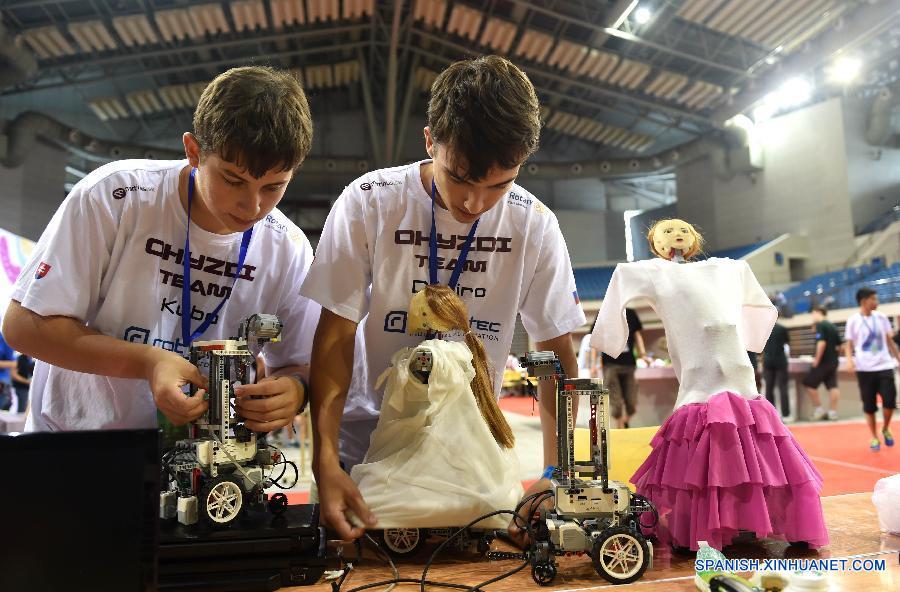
left=423, top=126, right=435, bottom=158
left=183, top=133, right=201, bottom=168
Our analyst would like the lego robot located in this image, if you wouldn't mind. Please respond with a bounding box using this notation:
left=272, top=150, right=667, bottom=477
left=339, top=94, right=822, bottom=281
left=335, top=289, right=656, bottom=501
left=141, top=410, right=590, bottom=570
left=516, top=351, right=657, bottom=586
left=160, top=314, right=295, bottom=527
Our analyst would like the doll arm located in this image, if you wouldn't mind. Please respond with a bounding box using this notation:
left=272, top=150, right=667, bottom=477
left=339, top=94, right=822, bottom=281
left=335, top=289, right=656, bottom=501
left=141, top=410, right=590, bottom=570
left=740, top=261, right=778, bottom=352
left=590, top=264, right=651, bottom=356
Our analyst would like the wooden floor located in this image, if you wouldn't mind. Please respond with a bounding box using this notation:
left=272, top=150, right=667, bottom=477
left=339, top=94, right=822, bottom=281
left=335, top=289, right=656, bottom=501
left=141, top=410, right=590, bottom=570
left=295, top=493, right=900, bottom=591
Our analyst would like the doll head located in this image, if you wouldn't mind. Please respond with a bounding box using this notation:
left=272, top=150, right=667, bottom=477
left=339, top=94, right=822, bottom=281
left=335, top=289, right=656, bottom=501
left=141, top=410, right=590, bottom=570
left=647, top=218, right=704, bottom=260
left=406, top=284, right=515, bottom=449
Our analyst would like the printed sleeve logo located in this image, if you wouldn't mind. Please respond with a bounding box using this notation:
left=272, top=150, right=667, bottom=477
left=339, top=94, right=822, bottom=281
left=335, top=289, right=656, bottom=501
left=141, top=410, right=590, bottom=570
left=35, top=261, right=51, bottom=280
left=507, top=191, right=532, bottom=208
left=360, top=180, right=401, bottom=191
left=384, top=310, right=407, bottom=333
left=112, top=185, right=155, bottom=200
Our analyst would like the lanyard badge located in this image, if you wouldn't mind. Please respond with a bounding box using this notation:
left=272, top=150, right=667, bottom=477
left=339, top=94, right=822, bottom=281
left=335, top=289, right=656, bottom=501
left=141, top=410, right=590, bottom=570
left=181, top=168, right=253, bottom=346
left=428, top=179, right=479, bottom=289
left=407, top=179, right=480, bottom=337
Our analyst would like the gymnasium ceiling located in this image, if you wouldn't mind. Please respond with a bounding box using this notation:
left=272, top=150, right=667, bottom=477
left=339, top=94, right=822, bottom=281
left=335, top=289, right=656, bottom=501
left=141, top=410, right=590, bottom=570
left=0, top=0, right=898, bottom=218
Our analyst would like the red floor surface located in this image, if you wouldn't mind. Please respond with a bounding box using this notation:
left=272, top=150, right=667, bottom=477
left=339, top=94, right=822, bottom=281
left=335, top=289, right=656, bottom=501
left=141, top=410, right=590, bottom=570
left=498, top=395, right=541, bottom=417
left=787, top=420, right=899, bottom=496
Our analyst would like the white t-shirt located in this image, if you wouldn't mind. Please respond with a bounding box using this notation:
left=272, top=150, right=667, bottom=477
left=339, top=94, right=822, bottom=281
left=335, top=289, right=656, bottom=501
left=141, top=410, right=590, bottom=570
left=14, top=159, right=319, bottom=431
left=845, top=311, right=897, bottom=372
left=591, top=258, right=776, bottom=409
left=300, top=160, right=586, bottom=466
left=577, top=333, right=593, bottom=378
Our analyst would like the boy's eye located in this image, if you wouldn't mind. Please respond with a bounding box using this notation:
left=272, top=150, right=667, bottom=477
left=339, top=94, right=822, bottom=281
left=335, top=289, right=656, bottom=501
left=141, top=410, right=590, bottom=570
left=223, top=176, right=243, bottom=187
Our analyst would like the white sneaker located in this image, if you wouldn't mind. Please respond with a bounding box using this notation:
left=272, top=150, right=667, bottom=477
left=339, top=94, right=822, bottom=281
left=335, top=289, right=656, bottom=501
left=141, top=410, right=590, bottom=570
left=827, top=410, right=839, bottom=421
left=812, top=407, right=827, bottom=421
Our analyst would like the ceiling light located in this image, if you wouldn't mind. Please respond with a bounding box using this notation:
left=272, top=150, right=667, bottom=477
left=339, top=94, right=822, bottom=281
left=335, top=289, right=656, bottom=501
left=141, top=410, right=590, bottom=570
left=829, top=56, right=861, bottom=84
left=776, top=78, right=812, bottom=107
left=753, top=102, right=777, bottom=123
left=634, top=7, right=652, bottom=24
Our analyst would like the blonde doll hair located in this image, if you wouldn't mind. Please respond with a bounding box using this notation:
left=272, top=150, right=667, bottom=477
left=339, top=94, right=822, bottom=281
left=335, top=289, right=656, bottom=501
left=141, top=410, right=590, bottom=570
left=646, top=218, right=705, bottom=260
left=419, top=284, right=515, bottom=449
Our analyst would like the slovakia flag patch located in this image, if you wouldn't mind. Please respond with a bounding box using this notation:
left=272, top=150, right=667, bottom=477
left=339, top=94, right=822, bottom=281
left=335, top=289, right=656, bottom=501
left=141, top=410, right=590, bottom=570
left=35, top=261, right=51, bottom=280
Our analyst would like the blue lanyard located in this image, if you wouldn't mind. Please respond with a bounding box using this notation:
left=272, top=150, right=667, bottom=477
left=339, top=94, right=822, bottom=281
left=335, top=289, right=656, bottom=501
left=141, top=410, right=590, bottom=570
left=861, top=314, right=880, bottom=349
left=429, top=179, right=479, bottom=288
left=182, top=168, right=253, bottom=346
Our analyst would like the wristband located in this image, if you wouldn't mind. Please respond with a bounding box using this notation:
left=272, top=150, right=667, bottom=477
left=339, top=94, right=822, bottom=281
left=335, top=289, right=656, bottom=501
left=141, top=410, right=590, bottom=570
left=288, top=373, right=309, bottom=414
left=541, top=465, right=556, bottom=480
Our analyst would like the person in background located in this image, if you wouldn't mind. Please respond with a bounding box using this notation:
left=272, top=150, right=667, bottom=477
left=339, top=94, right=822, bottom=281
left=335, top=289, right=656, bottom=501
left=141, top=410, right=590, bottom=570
left=762, top=315, right=791, bottom=418
left=11, top=353, right=33, bottom=413
left=748, top=351, right=762, bottom=391
left=844, top=288, right=899, bottom=451
left=0, top=331, right=16, bottom=411
left=601, top=307, right=645, bottom=429
left=802, top=306, right=842, bottom=421
left=577, top=317, right=600, bottom=378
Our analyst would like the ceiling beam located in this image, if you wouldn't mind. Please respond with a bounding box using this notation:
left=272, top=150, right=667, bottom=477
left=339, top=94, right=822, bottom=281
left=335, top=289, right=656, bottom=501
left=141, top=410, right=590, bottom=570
left=2, top=41, right=370, bottom=95
left=505, top=0, right=746, bottom=76
left=411, top=29, right=718, bottom=129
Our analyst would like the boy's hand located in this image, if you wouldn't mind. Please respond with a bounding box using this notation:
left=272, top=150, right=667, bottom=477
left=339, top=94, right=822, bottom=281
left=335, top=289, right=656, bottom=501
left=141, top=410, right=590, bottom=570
left=234, top=375, right=304, bottom=432
left=507, top=478, right=554, bottom=549
left=146, top=350, right=209, bottom=425
left=317, top=462, right=377, bottom=540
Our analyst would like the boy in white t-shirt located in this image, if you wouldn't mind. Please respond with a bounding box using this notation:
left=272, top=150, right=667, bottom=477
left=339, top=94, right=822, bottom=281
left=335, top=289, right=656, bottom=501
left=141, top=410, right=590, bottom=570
left=844, top=287, right=900, bottom=451
left=301, top=56, right=586, bottom=540
left=2, top=66, right=318, bottom=434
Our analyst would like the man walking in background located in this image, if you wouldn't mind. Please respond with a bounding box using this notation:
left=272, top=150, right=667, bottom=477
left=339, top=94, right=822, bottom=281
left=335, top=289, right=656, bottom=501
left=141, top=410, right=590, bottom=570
left=845, top=288, right=899, bottom=451
left=803, top=306, right=842, bottom=421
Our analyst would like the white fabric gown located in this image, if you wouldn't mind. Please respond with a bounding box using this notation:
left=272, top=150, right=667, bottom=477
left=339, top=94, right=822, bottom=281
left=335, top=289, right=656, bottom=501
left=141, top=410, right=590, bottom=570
left=351, top=339, right=523, bottom=529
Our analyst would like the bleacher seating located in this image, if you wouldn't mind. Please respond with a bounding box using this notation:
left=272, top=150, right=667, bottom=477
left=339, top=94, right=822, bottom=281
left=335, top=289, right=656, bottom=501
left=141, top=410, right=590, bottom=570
left=780, top=258, right=891, bottom=313
left=829, top=262, right=900, bottom=310
left=573, top=266, right=616, bottom=301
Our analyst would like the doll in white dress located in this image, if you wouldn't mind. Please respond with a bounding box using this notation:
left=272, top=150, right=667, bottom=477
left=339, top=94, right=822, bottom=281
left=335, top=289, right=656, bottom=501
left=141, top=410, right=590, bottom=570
left=591, top=219, right=828, bottom=551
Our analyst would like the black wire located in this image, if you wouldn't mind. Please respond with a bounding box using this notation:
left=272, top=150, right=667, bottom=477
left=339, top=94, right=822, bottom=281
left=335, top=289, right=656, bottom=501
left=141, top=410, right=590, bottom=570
left=263, top=444, right=300, bottom=489
left=268, top=460, right=299, bottom=489
left=633, top=493, right=659, bottom=529
left=420, top=499, right=551, bottom=592
left=341, top=578, right=477, bottom=592
left=334, top=490, right=556, bottom=592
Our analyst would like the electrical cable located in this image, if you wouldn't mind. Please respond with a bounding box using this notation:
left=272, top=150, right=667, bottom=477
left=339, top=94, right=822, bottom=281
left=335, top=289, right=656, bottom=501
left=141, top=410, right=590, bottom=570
left=332, top=495, right=552, bottom=592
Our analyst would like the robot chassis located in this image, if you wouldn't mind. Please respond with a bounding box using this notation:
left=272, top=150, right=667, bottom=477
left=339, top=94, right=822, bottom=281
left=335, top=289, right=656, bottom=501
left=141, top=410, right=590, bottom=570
left=160, top=314, right=292, bottom=527
left=511, top=351, right=657, bottom=586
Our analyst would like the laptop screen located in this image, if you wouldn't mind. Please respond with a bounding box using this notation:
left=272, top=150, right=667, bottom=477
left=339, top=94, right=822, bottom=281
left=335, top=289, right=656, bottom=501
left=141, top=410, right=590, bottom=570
left=0, top=429, right=159, bottom=592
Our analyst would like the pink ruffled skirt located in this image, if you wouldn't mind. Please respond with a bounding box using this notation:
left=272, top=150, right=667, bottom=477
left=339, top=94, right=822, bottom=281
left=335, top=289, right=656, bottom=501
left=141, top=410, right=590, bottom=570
left=632, top=391, right=829, bottom=551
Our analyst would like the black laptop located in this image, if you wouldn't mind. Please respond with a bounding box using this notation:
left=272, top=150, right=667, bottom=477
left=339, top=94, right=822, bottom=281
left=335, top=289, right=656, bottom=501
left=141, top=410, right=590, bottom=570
left=0, top=429, right=159, bottom=592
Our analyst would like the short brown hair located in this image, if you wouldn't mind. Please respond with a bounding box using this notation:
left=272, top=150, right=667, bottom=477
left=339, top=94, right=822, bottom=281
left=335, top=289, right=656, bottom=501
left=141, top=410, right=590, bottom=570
left=193, top=66, right=313, bottom=178
left=427, top=55, right=540, bottom=181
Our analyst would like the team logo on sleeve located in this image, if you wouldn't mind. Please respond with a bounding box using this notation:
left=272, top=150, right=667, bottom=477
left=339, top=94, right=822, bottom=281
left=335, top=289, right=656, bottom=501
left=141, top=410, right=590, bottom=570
left=35, top=262, right=52, bottom=280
